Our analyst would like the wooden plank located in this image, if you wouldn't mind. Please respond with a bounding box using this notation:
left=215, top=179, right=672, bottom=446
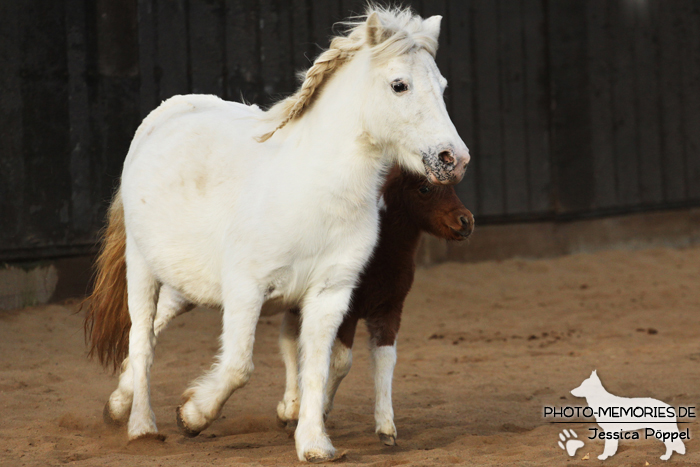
left=66, top=0, right=92, bottom=234
left=259, top=0, right=295, bottom=106
left=634, top=2, right=663, bottom=205
left=0, top=1, right=25, bottom=247
left=340, top=0, right=365, bottom=18
left=549, top=0, right=594, bottom=213
left=634, top=0, right=663, bottom=206
left=522, top=0, right=550, bottom=214
left=586, top=0, right=616, bottom=210
left=95, top=80, right=141, bottom=209
left=473, top=0, right=504, bottom=216
left=137, top=0, right=158, bottom=117
left=189, top=0, right=225, bottom=96
left=682, top=1, right=700, bottom=201
left=21, top=0, right=73, bottom=248
left=658, top=1, right=687, bottom=203
left=226, top=0, right=261, bottom=103
left=156, top=0, right=189, bottom=100
left=498, top=0, right=528, bottom=215
left=96, top=0, right=140, bottom=78
left=609, top=0, right=640, bottom=207
left=422, top=0, right=450, bottom=115
left=290, top=0, right=313, bottom=73
left=94, top=0, right=142, bottom=205
left=309, top=0, right=339, bottom=52
left=447, top=0, right=477, bottom=213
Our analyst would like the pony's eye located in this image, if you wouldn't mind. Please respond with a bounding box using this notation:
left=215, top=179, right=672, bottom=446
left=419, top=186, right=430, bottom=194
left=391, top=80, right=408, bottom=94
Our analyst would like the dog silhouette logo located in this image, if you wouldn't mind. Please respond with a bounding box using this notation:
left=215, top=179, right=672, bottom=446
left=570, top=370, right=686, bottom=460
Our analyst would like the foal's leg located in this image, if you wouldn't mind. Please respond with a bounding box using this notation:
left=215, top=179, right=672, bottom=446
left=177, top=279, right=263, bottom=437
left=323, top=318, right=358, bottom=419
left=295, top=287, right=353, bottom=462
left=104, top=285, right=192, bottom=426
left=367, top=311, right=401, bottom=446
left=277, top=309, right=301, bottom=427
left=124, top=241, right=161, bottom=440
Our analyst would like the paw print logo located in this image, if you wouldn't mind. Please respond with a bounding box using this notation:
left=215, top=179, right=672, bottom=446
left=558, top=429, right=584, bottom=457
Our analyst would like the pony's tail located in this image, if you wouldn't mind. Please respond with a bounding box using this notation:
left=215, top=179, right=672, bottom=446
left=84, top=190, right=130, bottom=373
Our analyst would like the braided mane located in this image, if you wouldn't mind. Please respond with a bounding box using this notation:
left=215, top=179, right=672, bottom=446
left=257, top=5, right=439, bottom=142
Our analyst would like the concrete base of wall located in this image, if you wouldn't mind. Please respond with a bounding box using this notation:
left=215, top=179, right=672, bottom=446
left=417, top=207, right=700, bottom=265
left=0, top=263, right=59, bottom=310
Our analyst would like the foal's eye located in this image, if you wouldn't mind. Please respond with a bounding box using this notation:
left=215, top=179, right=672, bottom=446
left=418, top=186, right=430, bottom=194
left=391, top=80, right=409, bottom=94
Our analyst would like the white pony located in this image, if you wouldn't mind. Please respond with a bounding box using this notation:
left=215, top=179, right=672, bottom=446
left=84, top=6, right=468, bottom=462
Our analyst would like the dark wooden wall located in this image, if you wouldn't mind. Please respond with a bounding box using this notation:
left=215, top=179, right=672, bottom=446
left=1, top=0, right=700, bottom=261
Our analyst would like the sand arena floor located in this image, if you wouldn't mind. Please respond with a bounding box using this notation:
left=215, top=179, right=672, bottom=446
left=2, top=246, right=700, bottom=466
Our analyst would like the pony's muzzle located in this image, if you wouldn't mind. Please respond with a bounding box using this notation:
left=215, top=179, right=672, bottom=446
left=422, top=145, right=470, bottom=185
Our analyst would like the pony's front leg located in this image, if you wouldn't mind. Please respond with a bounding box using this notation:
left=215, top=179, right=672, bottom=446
left=277, top=309, right=301, bottom=428
left=295, top=287, right=353, bottom=462
left=105, top=285, right=192, bottom=427
left=177, top=282, right=263, bottom=437
left=125, top=243, right=160, bottom=440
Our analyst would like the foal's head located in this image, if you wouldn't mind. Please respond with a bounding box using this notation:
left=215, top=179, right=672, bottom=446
left=383, top=168, right=474, bottom=241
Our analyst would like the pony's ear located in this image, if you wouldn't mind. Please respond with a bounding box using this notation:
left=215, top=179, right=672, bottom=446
left=423, top=15, right=442, bottom=42
left=366, top=12, right=389, bottom=46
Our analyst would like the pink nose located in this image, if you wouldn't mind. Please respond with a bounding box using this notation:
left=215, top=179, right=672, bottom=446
left=453, top=147, right=470, bottom=181
left=439, top=146, right=469, bottom=183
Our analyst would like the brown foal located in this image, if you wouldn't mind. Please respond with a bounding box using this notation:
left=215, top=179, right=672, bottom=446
left=277, top=166, right=473, bottom=445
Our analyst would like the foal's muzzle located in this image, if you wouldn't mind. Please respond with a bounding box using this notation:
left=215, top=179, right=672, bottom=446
left=451, top=210, right=474, bottom=240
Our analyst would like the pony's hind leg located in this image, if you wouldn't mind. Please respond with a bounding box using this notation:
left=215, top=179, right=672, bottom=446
left=124, top=241, right=160, bottom=440
left=105, top=285, right=192, bottom=426
left=323, top=317, right=358, bottom=419
left=277, top=309, right=301, bottom=428
left=177, top=279, right=263, bottom=437
left=295, top=287, right=353, bottom=462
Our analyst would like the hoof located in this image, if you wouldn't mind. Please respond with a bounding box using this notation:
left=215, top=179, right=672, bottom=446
left=176, top=406, right=201, bottom=438
left=128, top=432, right=166, bottom=443
left=306, top=450, right=347, bottom=463
left=103, top=401, right=126, bottom=427
left=378, top=432, right=396, bottom=446
left=305, top=451, right=334, bottom=463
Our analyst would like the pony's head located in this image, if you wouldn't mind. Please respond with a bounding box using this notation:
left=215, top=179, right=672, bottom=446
left=261, top=5, right=469, bottom=185
left=384, top=167, right=473, bottom=240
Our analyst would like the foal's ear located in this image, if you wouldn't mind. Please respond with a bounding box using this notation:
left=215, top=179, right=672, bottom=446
left=366, top=12, right=389, bottom=46
left=423, top=15, right=442, bottom=42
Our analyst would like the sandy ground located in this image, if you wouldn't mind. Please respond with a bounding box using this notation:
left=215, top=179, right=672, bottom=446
left=2, top=246, right=700, bottom=466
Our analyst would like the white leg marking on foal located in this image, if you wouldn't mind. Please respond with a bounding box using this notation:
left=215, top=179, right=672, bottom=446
left=372, top=341, right=397, bottom=443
